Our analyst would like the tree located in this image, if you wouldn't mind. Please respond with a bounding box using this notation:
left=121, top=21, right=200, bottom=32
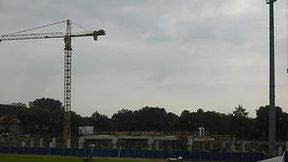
left=179, top=110, right=191, bottom=131
left=233, top=105, right=249, bottom=118
left=230, top=105, right=254, bottom=138
left=26, top=98, right=64, bottom=136
left=200, top=110, right=231, bottom=135
left=70, top=111, right=93, bottom=136
left=91, top=111, right=112, bottom=131
left=11, top=102, right=27, bottom=108
left=5, top=97, right=288, bottom=141
left=134, top=107, right=168, bottom=131
left=112, top=109, right=135, bottom=131
left=165, top=112, right=179, bottom=131
left=255, top=105, right=288, bottom=140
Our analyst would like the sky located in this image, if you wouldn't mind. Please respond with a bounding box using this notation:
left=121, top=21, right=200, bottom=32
left=0, top=0, right=287, bottom=117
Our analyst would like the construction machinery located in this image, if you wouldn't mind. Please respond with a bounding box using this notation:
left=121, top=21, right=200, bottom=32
left=0, top=19, right=105, bottom=148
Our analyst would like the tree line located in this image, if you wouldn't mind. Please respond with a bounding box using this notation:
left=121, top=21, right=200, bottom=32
left=1, top=97, right=288, bottom=141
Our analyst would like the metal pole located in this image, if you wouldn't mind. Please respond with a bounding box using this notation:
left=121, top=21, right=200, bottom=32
left=268, top=0, right=276, bottom=155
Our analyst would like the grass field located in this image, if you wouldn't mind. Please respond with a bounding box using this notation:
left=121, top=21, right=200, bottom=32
left=0, top=154, right=164, bottom=162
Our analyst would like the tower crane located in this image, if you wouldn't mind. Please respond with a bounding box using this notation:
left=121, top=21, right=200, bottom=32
left=0, top=19, right=105, bottom=148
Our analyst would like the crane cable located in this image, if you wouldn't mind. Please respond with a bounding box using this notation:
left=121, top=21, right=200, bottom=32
left=72, top=21, right=90, bottom=31
left=2, top=20, right=67, bottom=36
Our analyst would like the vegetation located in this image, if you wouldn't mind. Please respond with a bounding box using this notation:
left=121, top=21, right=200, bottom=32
left=1, top=98, right=288, bottom=141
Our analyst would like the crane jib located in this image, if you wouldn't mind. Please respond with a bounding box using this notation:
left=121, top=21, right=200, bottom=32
left=0, top=30, right=105, bottom=41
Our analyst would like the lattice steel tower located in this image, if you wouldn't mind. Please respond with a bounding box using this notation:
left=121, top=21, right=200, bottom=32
left=63, top=19, right=73, bottom=147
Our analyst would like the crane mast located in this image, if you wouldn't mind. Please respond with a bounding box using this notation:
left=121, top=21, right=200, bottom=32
left=63, top=19, right=72, bottom=148
left=0, top=19, right=105, bottom=148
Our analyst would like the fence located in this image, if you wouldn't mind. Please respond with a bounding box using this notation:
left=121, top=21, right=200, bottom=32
left=0, top=146, right=270, bottom=162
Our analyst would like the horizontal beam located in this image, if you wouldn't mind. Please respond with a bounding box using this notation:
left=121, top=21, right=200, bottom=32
left=0, top=30, right=105, bottom=42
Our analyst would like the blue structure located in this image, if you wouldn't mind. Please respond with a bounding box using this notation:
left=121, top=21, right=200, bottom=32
left=0, top=146, right=270, bottom=162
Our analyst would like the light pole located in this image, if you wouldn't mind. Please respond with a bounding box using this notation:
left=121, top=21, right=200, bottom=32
left=266, top=0, right=278, bottom=155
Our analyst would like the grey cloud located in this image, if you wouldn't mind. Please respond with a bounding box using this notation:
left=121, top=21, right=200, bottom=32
left=0, top=0, right=287, bottom=116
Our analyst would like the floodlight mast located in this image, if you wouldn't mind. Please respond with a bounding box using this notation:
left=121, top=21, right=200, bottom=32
left=0, top=19, right=105, bottom=148
left=266, top=0, right=278, bottom=156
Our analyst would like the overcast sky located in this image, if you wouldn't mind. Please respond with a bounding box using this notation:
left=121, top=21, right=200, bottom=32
left=0, top=0, right=287, bottom=117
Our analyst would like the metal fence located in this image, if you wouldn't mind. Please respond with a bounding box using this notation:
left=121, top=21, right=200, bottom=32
left=0, top=146, right=270, bottom=162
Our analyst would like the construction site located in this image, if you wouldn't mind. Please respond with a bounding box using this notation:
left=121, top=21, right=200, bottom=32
left=0, top=0, right=288, bottom=162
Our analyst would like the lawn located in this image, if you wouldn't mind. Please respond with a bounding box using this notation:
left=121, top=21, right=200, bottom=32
left=0, top=154, right=164, bottom=162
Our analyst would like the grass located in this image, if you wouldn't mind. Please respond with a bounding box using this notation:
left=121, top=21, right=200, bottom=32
left=0, top=154, right=164, bottom=162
